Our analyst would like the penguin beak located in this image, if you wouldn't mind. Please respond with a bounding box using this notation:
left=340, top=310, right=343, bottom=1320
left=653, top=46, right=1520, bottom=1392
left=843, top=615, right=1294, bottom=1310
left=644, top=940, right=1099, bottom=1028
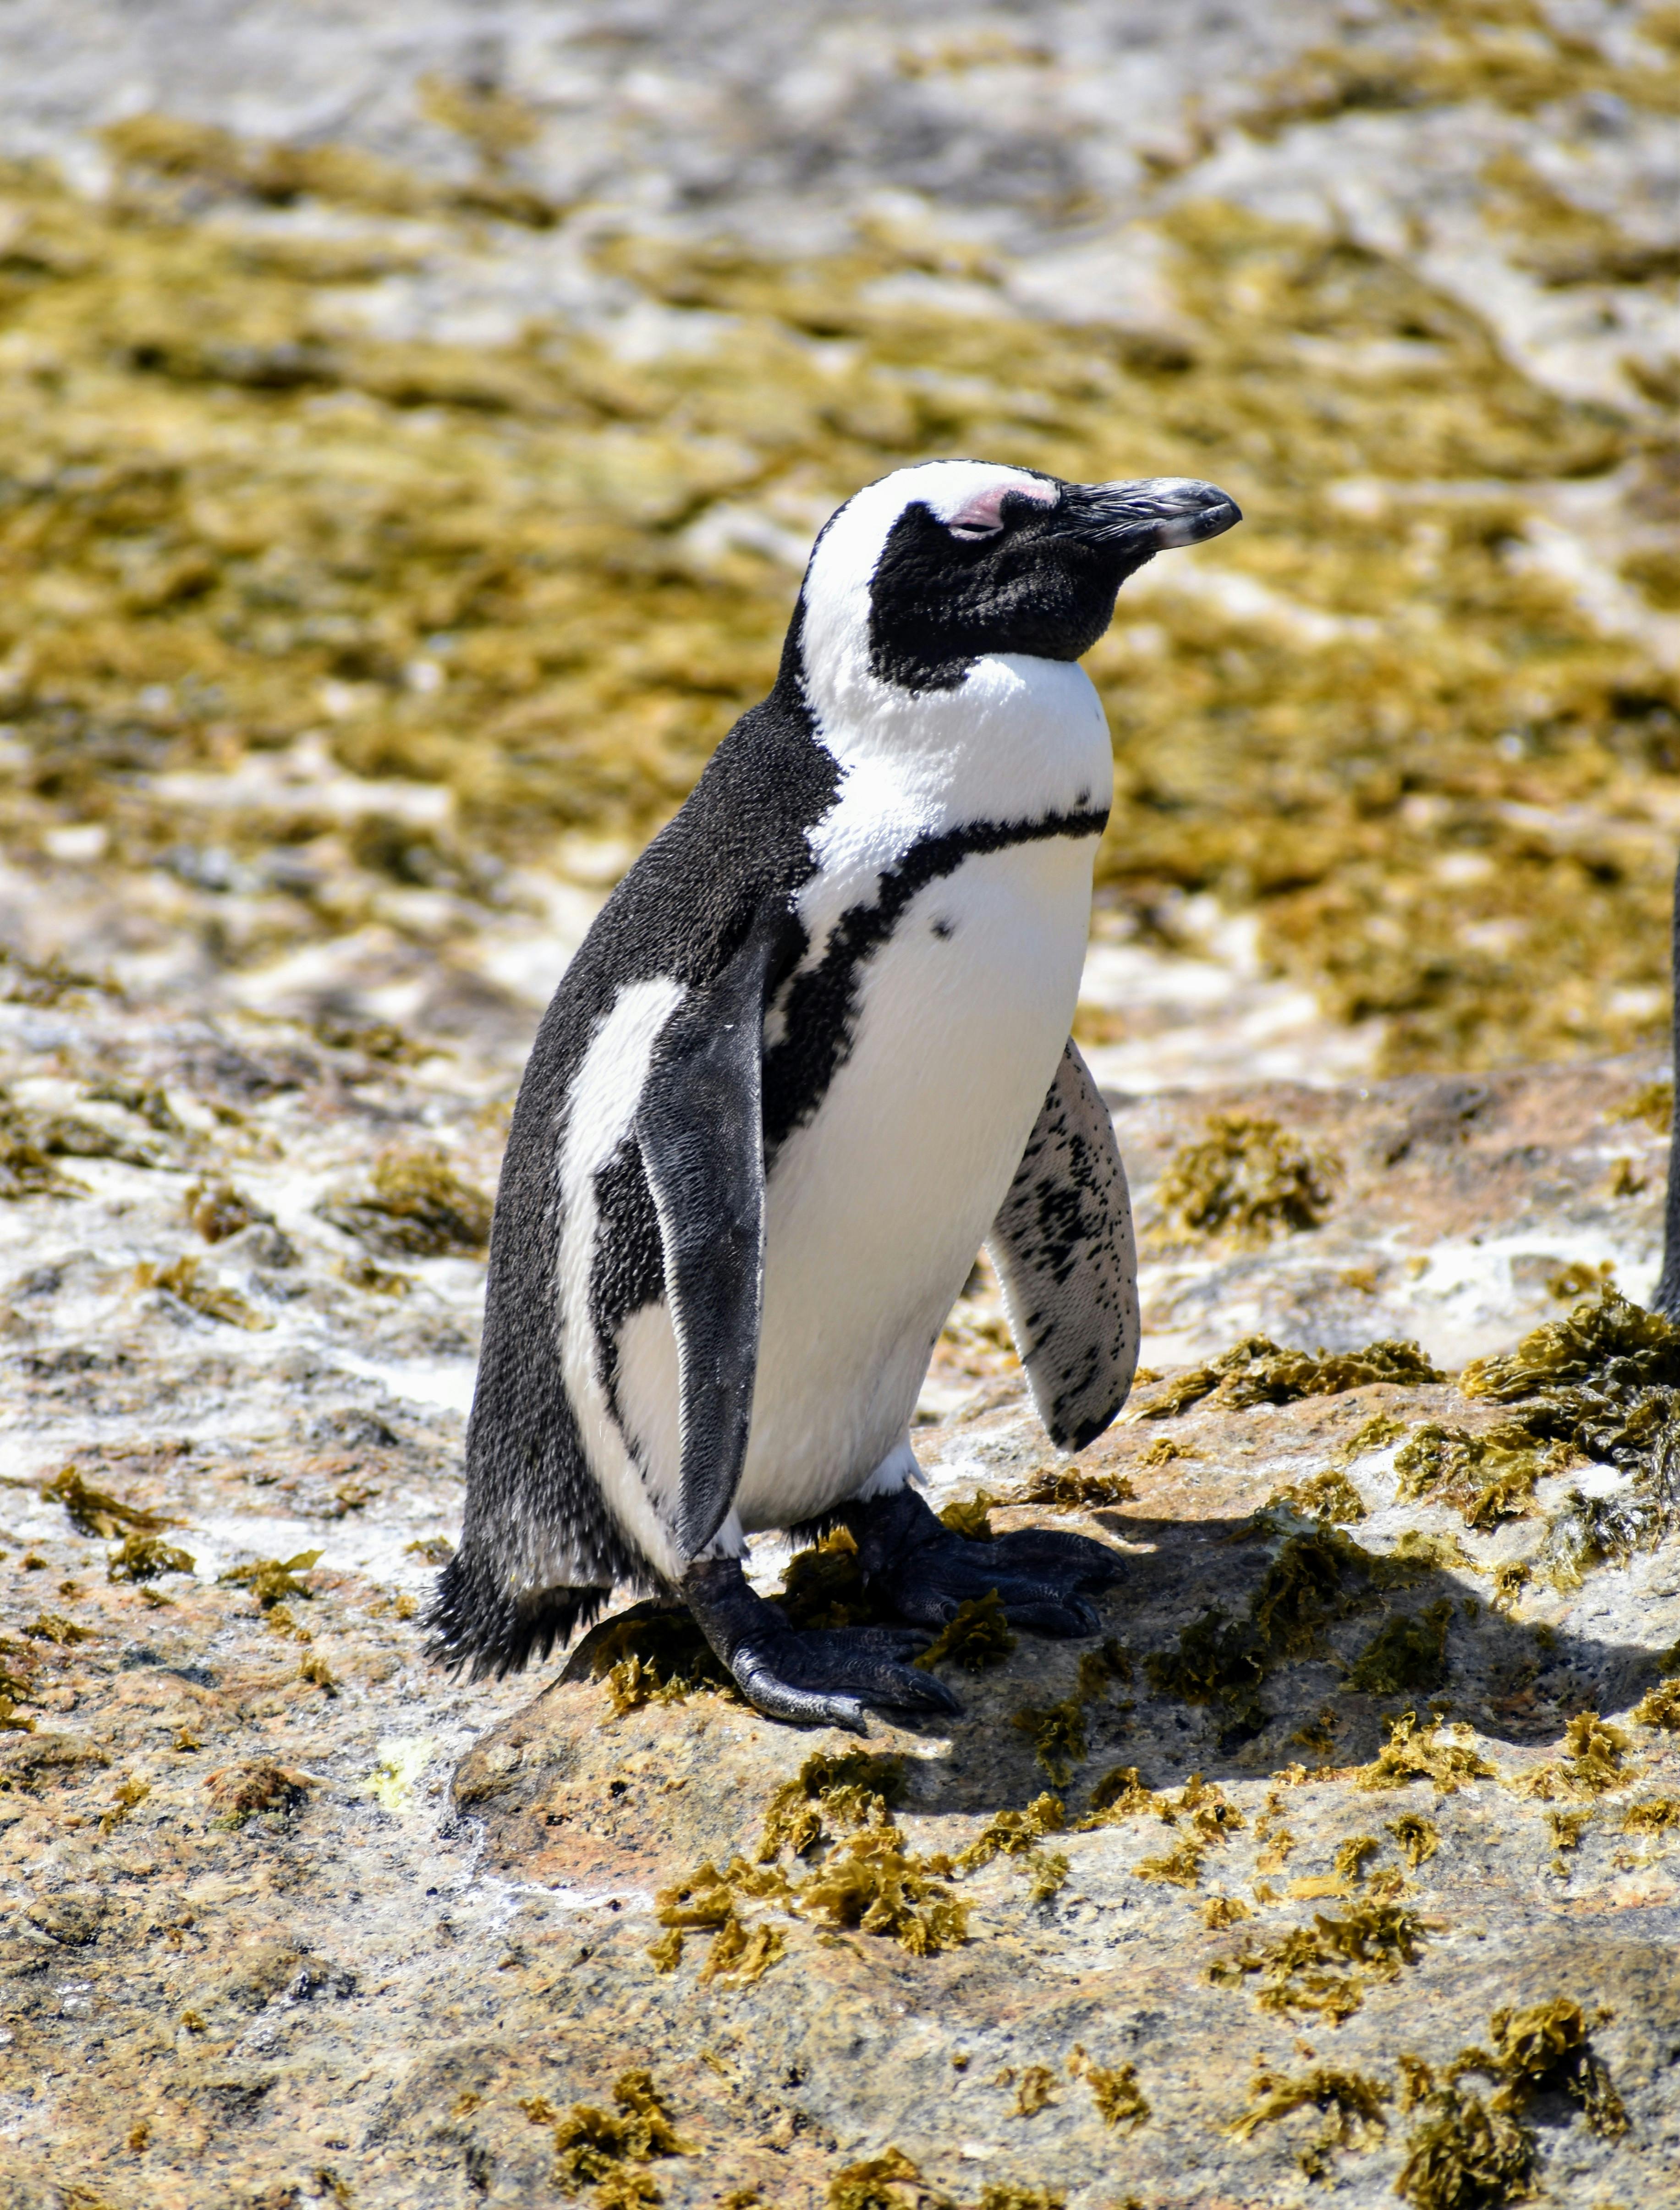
left=1061, top=476, right=1241, bottom=554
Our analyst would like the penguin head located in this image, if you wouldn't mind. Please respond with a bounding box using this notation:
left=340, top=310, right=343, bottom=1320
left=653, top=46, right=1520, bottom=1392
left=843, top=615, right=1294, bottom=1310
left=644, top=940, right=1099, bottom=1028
left=797, top=458, right=1240, bottom=699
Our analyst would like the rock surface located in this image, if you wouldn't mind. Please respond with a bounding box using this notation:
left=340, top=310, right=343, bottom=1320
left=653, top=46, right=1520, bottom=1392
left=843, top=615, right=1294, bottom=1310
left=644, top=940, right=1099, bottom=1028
left=5, top=7, right=1680, bottom=2207
left=4, top=972, right=1680, bottom=2205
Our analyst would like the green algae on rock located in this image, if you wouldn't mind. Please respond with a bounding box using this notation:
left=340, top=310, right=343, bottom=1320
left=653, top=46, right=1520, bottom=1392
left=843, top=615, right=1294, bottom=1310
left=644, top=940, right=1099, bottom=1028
left=1138, top=1335, right=1442, bottom=1419
left=316, top=1145, right=493, bottom=1257
left=1153, top=1111, right=1340, bottom=1243
left=1227, top=2063, right=1389, bottom=2181
left=1353, top=1710, right=1498, bottom=1796
left=1208, top=1898, right=1429, bottom=2025
left=5, top=96, right=1680, bottom=1078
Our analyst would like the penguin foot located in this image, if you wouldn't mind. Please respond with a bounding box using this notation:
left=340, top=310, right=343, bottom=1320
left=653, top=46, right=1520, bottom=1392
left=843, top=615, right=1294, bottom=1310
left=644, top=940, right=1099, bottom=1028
left=847, top=1486, right=1121, bottom=1638
left=681, top=1555, right=963, bottom=1735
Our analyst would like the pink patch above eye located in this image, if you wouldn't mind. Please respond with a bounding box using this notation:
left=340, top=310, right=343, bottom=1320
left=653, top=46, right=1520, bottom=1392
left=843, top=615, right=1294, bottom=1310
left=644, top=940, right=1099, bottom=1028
left=946, top=478, right=1057, bottom=533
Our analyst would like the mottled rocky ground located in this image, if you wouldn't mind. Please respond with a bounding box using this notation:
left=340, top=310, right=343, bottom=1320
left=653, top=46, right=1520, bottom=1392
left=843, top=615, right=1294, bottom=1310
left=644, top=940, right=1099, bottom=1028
left=7, top=6, right=1680, bottom=2207
left=4, top=965, right=1680, bottom=2207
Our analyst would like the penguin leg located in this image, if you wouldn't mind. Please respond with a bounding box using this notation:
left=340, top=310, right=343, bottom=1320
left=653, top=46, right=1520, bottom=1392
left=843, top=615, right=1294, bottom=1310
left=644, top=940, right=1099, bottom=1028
left=846, top=1486, right=1121, bottom=1638
left=681, top=1556, right=962, bottom=1735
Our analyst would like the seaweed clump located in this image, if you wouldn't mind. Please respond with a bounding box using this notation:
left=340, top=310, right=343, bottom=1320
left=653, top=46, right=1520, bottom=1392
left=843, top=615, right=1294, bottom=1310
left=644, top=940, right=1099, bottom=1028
left=1096, top=1768, right=1238, bottom=1891
left=1512, top=1711, right=1632, bottom=1802
left=1396, top=1998, right=1625, bottom=2208
left=1354, top=1711, right=1497, bottom=1797
left=1388, top=1814, right=1440, bottom=1869
left=1266, top=1469, right=1368, bottom=1524
left=1456, top=1290, right=1680, bottom=1582
left=1228, top=2065, right=1389, bottom=2179
left=794, top=1828, right=969, bottom=1958
left=522, top=2069, right=690, bottom=2200
left=1153, top=1114, right=1339, bottom=1243
left=187, top=1180, right=274, bottom=1242
left=913, top=1591, right=1017, bottom=1674
left=220, top=1549, right=322, bottom=1609
left=1017, top=1466, right=1136, bottom=1510
left=1393, top=1423, right=1563, bottom=1531
left=1078, top=2055, right=1149, bottom=2133
left=1141, top=1336, right=1441, bottom=1420
left=577, top=1607, right=739, bottom=1717
left=42, top=1465, right=181, bottom=1539
left=652, top=1748, right=966, bottom=1978
left=826, top=2152, right=1065, bottom=2210
left=1209, top=1899, right=1428, bottom=2025
left=136, top=1255, right=270, bottom=1330
left=317, top=1147, right=492, bottom=1257
left=1633, top=1675, right=1680, bottom=1729
left=772, top=1526, right=882, bottom=1630
left=107, top=1533, right=197, bottom=1583
left=0, top=1096, right=82, bottom=1199
left=1345, top=1601, right=1454, bottom=1697
left=1010, top=1642, right=1132, bottom=1782
left=1395, top=2086, right=1535, bottom=2210
left=1146, top=1525, right=1423, bottom=1740
left=758, top=1748, right=906, bottom=1861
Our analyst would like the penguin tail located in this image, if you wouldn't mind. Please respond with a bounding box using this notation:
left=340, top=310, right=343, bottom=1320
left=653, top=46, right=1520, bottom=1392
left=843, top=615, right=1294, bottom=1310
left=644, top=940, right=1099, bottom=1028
left=1657, top=848, right=1680, bottom=1321
left=423, top=1548, right=609, bottom=1681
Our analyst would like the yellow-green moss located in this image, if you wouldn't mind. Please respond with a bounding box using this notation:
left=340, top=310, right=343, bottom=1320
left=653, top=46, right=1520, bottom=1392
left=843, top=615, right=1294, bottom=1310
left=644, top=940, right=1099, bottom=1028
left=1228, top=2065, right=1389, bottom=2180
left=106, top=1533, right=196, bottom=1583
left=1392, top=1422, right=1561, bottom=1530
left=1345, top=1601, right=1454, bottom=1697
left=1634, top=1676, right=1680, bottom=1729
left=1267, top=1469, right=1369, bottom=1525
left=3, top=125, right=1678, bottom=1078
left=1153, top=1114, right=1339, bottom=1243
left=1085, top=2059, right=1149, bottom=2133
left=42, top=1464, right=181, bottom=1538
left=316, top=1146, right=492, bottom=1257
left=219, top=1548, right=321, bottom=1609
left=1142, top=1336, right=1441, bottom=1421
left=136, top=1254, right=270, bottom=1329
left=1513, top=1710, right=1633, bottom=1800
left=949, top=1793, right=1067, bottom=1873
left=1018, top=1467, right=1137, bottom=1509
left=1209, top=1899, right=1427, bottom=2024
left=1353, top=1710, right=1497, bottom=1796
left=1388, top=1813, right=1440, bottom=1870
left=912, top=1591, right=1017, bottom=1674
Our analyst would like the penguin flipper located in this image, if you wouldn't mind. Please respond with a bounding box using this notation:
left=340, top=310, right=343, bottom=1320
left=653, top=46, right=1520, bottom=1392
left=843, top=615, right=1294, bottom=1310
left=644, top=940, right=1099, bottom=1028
left=637, top=913, right=779, bottom=1559
left=988, top=1038, right=1140, bottom=1451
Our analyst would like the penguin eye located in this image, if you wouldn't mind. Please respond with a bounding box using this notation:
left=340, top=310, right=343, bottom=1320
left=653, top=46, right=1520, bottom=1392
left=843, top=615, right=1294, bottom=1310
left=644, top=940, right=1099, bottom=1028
left=944, top=480, right=1055, bottom=543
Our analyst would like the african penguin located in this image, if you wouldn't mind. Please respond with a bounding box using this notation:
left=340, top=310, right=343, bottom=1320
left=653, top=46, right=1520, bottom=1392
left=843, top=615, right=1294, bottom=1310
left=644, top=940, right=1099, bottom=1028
left=429, top=458, right=1242, bottom=1731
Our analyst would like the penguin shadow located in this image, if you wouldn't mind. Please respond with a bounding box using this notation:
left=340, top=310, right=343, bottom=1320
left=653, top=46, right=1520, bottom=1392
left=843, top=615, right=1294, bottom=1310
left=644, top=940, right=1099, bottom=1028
left=897, top=1506, right=1672, bottom=1818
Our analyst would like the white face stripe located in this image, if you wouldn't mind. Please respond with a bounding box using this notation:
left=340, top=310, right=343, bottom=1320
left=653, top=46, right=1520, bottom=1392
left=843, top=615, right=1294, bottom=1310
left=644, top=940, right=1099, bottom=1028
left=555, top=975, right=685, bottom=1583
left=799, top=461, right=1062, bottom=735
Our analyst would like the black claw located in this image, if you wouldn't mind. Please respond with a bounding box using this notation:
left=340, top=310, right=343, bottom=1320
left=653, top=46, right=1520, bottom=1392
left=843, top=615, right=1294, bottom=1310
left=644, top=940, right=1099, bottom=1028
left=679, top=1555, right=958, bottom=1730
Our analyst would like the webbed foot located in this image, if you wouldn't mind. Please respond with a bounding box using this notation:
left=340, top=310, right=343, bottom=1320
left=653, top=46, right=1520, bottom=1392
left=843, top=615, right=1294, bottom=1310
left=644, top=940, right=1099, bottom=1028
left=681, top=1555, right=962, bottom=1734
left=847, top=1486, right=1122, bottom=1638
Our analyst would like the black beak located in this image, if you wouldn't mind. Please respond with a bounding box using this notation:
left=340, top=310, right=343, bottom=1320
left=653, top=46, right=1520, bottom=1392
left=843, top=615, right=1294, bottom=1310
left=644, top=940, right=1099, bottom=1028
left=1062, top=476, right=1241, bottom=554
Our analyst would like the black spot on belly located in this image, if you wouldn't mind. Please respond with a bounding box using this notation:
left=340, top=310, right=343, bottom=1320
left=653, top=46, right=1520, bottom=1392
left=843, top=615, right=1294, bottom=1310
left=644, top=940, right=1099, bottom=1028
left=931, top=918, right=954, bottom=940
